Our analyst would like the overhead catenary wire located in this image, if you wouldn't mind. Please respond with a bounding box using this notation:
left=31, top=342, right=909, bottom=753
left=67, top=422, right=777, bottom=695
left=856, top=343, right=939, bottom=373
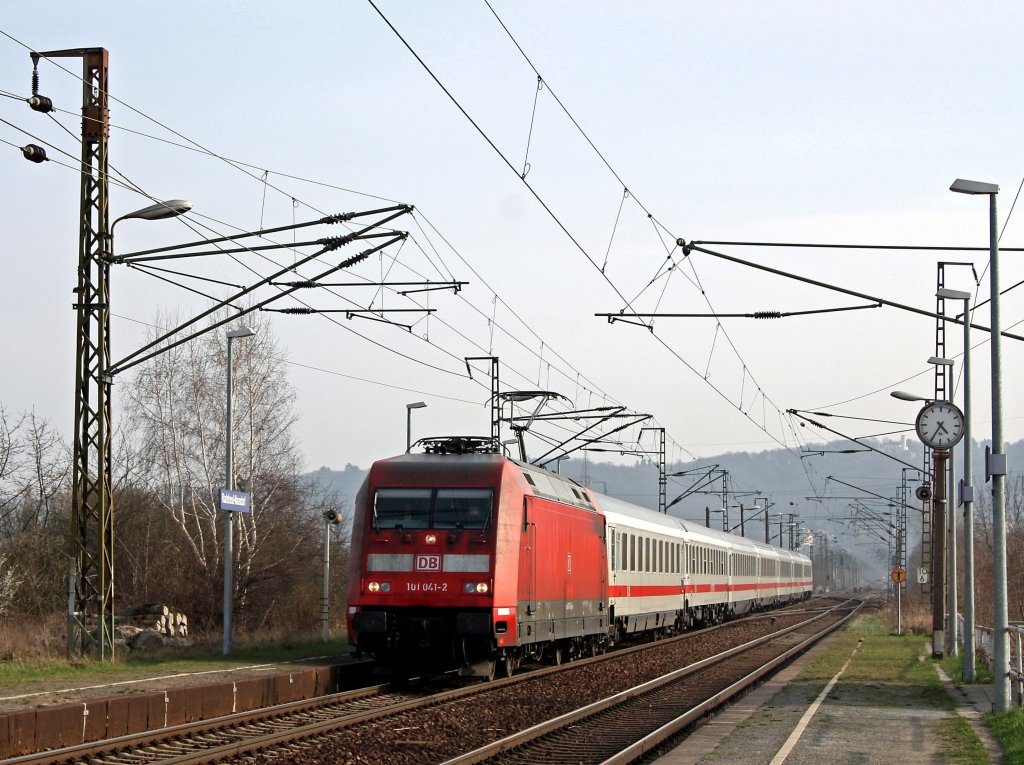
left=2, top=29, right=761, bottom=464
left=368, top=2, right=796, bottom=460
left=2, top=62, right=647, bottom=458
left=6, top=33, right=638, bottom=430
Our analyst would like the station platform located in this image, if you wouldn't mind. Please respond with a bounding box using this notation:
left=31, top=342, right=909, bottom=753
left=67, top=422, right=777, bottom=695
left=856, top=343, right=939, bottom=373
left=660, top=630, right=1004, bottom=765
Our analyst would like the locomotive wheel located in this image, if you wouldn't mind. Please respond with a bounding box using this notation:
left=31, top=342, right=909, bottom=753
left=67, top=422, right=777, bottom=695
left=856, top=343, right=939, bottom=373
left=498, top=656, right=517, bottom=678
left=483, top=659, right=497, bottom=682
left=552, top=644, right=563, bottom=666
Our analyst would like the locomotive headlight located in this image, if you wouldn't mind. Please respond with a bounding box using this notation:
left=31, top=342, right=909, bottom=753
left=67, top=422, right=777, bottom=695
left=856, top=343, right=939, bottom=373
left=424, top=533, right=438, bottom=544
left=464, top=581, right=489, bottom=594
left=367, top=581, right=391, bottom=593
left=476, top=582, right=489, bottom=594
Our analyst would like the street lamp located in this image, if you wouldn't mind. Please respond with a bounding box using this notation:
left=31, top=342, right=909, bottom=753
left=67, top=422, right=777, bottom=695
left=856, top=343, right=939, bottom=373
left=406, top=401, right=426, bottom=452
left=950, top=177, right=1006, bottom=709
left=223, top=326, right=256, bottom=656
left=939, top=286, right=976, bottom=678
left=113, top=198, right=192, bottom=226
left=890, top=390, right=931, bottom=403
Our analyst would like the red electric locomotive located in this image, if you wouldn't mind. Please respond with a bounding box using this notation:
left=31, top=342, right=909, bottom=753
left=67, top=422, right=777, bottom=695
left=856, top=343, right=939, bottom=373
left=346, top=443, right=607, bottom=679
left=347, top=439, right=812, bottom=679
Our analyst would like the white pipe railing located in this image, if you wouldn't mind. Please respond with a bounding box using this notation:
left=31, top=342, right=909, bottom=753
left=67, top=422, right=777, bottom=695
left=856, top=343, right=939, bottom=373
left=958, top=615, right=1024, bottom=706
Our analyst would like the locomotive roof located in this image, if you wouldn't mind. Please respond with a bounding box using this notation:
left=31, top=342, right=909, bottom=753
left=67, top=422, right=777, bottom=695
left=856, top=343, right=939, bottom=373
left=371, top=452, right=809, bottom=564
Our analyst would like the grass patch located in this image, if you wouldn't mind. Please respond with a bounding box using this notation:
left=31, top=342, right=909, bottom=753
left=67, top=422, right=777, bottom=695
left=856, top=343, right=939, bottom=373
left=985, top=710, right=1024, bottom=765
left=0, top=635, right=352, bottom=691
left=941, top=651, right=994, bottom=685
left=938, top=714, right=990, bottom=764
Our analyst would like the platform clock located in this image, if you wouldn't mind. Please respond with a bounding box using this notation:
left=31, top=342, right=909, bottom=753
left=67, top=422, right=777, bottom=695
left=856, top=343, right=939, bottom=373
left=914, top=402, right=965, bottom=450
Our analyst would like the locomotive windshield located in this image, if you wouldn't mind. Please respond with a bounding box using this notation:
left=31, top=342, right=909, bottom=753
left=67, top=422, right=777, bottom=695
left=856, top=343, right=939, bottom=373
left=435, top=489, right=492, bottom=530
left=373, top=488, right=493, bottom=530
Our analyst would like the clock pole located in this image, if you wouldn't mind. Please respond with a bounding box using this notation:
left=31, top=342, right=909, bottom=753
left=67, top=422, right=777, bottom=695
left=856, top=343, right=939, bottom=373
left=930, top=448, right=948, bottom=658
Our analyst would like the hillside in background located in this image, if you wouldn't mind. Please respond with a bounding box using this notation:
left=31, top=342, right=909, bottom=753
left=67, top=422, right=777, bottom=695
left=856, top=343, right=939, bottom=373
left=308, top=436, right=1024, bottom=586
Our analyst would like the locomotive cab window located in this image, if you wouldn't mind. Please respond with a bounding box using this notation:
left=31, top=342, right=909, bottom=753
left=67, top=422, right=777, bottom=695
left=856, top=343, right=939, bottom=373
left=435, top=489, right=492, bottom=530
left=374, top=488, right=432, bottom=529
left=373, top=488, right=493, bottom=530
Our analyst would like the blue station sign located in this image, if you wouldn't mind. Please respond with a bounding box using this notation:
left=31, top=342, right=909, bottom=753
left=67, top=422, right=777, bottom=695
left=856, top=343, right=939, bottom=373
left=219, top=488, right=251, bottom=513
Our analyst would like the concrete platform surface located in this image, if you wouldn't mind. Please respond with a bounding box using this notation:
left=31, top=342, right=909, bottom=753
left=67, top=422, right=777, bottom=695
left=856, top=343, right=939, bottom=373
left=659, top=633, right=1004, bottom=765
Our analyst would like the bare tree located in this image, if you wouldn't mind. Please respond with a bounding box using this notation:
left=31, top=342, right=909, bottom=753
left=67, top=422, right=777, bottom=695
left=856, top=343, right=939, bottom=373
left=121, top=311, right=340, bottom=629
left=0, top=407, right=72, bottom=617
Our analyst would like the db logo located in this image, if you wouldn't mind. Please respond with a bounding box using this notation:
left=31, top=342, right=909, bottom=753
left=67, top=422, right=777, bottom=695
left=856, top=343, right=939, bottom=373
left=415, top=554, right=441, bottom=572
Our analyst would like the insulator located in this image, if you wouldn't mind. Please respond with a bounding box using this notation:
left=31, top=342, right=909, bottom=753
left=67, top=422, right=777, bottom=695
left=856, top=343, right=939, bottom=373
left=285, top=280, right=317, bottom=288
left=31, top=56, right=39, bottom=96
left=28, top=95, right=53, bottom=113
left=339, top=251, right=370, bottom=269
left=320, top=234, right=356, bottom=250
left=279, top=307, right=316, bottom=315
left=753, top=311, right=781, bottom=319
left=324, top=212, right=355, bottom=223
left=22, top=144, right=47, bottom=163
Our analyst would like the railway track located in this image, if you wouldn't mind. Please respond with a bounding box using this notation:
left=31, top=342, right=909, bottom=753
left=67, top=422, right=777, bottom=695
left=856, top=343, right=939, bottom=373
left=443, top=596, right=865, bottom=764
left=0, top=681, right=451, bottom=765
left=2, top=597, right=861, bottom=765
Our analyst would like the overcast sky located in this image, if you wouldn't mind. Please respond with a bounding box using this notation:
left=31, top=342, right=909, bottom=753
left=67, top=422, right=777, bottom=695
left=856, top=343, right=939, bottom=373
left=2, top=2, right=1022, bottom=510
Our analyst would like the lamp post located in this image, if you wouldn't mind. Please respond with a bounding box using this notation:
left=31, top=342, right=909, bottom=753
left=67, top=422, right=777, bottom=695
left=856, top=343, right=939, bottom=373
left=938, top=286, right=976, bottom=679
left=406, top=401, right=426, bottom=452
left=223, top=326, right=256, bottom=656
left=951, top=177, right=1006, bottom=709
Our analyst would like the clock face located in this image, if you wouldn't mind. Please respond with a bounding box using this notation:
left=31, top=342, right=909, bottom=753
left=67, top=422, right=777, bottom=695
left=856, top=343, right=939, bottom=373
left=915, top=402, right=965, bottom=450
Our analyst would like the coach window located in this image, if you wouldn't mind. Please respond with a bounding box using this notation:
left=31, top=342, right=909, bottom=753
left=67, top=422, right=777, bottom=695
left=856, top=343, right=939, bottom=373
left=435, top=489, right=493, bottom=530
left=629, top=534, right=636, bottom=572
